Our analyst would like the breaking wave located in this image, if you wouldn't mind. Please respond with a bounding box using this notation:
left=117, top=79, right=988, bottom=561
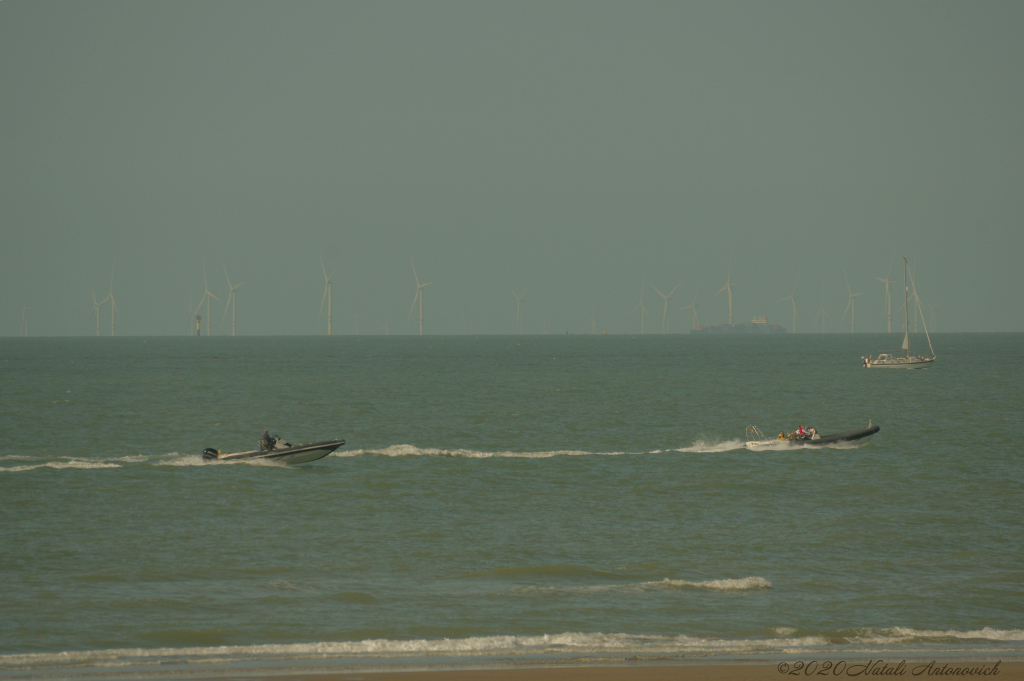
left=518, top=576, right=772, bottom=594
left=4, top=627, right=1022, bottom=673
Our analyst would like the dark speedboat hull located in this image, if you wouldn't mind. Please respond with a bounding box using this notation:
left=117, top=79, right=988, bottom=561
left=810, top=425, right=879, bottom=444
left=203, top=439, right=346, bottom=464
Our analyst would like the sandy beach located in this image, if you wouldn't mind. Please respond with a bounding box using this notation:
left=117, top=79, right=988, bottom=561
left=215, top=661, right=1023, bottom=681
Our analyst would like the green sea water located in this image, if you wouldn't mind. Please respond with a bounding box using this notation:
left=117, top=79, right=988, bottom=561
left=1, top=334, right=1022, bottom=678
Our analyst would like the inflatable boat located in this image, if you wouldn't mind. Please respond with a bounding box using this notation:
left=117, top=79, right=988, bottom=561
left=745, top=423, right=879, bottom=450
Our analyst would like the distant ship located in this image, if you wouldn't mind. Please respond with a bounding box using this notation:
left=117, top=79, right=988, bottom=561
left=691, top=316, right=787, bottom=334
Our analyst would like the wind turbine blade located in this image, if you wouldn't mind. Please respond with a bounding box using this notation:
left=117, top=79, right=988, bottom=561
left=410, top=258, right=419, bottom=287
left=651, top=284, right=665, bottom=298
left=321, top=256, right=328, bottom=281
left=668, top=282, right=683, bottom=297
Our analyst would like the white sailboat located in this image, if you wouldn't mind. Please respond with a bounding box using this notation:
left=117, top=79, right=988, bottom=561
left=863, top=256, right=935, bottom=369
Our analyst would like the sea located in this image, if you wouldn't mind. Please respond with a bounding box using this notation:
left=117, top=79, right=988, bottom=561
left=1, top=333, right=1022, bottom=679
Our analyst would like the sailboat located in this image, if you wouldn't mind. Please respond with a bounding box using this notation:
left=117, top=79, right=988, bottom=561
left=863, top=256, right=936, bottom=369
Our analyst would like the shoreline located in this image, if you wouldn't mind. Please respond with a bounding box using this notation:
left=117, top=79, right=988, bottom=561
left=277, top=663, right=1024, bottom=681
left=5, top=658, right=1021, bottom=681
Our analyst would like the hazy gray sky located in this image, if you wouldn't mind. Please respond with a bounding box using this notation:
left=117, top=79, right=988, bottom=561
left=3, top=1, right=1022, bottom=335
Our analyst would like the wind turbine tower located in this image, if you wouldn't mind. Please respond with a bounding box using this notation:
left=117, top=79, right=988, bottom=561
left=201, top=263, right=219, bottom=336
left=91, top=288, right=106, bottom=336
left=841, top=271, right=864, bottom=333
left=107, top=264, right=119, bottom=336
left=717, top=269, right=737, bottom=325
left=320, top=258, right=336, bottom=335
left=630, top=279, right=650, bottom=334
left=778, top=275, right=798, bottom=333
left=223, top=265, right=244, bottom=336
left=677, top=285, right=700, bottom=330
left=510, top=286, right=528, bottom=334
left=408, top=259, right=433, bottom=335
left=651, top=281, right=682, bottom=333
left=877, top=253, right=897, bottom=333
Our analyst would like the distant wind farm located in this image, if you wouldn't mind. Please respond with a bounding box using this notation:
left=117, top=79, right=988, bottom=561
left=7, top=251, right=951, bottom=337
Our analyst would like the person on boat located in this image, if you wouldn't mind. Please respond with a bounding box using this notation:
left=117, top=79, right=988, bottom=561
left=260, top=429, right=275, bottom=451
left=797, top=425, right=806, bottom=436
left=778, top=432, right=785, bottom=440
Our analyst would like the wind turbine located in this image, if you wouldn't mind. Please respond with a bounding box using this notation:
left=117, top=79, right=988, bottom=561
left=816, top=281, right=829, bottom=333
left=778, top=275, right=798, bottom=334
left=90, top=288, right=106, bottom=336
left=651, top=281, right=682, bottom=333
left=107, top=263, right=119, bottom=336
left=197, top=262, right=219, bottom=336
left=319, top=257, right=336, bottom=336
left=876, top=252, right=897, bottom=333
left=222, top=265, right=244, bottom=336
left=677, top=284, right=700, bottom=330
left=408, top=259, right=432, bottom=335
left=630, top=279, right=650, bottom=334
left=510, top=285, right=528, bottom=334
left=717, top=268, right=737, bottom=325
left=187, top=279, right=197, bottom=336
left=840, top=271, right=864, bottom=333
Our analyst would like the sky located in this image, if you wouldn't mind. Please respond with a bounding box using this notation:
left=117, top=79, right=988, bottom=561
left=2, top=1, right=1022, bottom=336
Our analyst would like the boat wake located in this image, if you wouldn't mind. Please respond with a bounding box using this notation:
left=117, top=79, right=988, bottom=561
left=0, top=452, right=290, bottom=472
left=0, top=438, right=866, bottom=472
left=341, top=445, right=635, bottom=459
left=671, top=438, right=746, bottom=453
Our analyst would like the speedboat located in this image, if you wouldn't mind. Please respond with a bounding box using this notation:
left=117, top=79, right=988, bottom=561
left=202, top=437, right=345, bottom=464
left=745, top=423, right=879, bottom=450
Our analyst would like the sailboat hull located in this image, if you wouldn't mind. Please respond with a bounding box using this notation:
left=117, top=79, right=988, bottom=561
left=864, top=354, right=934, bottom=369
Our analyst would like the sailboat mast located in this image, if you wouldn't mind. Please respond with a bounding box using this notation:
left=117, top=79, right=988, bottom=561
left=903, top=256, right=910, bottom=359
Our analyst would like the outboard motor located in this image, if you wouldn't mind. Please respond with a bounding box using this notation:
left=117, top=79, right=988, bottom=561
left=202, top=448, right=220, bottom=461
